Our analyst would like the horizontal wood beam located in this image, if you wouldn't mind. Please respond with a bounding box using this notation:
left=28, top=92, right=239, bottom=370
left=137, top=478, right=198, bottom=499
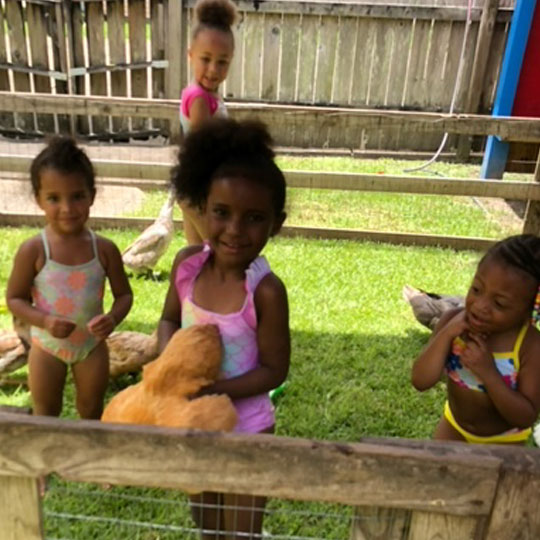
left=0, top=213, right=496, bottom=251
left=0, top=412, right=501, bottom=515
left=1, top=154, right=539, bottom=200
left=2, top=92, right=540, bottom=141
left=200, top=0, right=513, bottom=22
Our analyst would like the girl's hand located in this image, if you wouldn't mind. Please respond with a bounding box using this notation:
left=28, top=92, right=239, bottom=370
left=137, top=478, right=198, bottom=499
left=44, top=315, right=76, bottom=338
left=442, top=310, right=469, bottom=339
left=460, top=333, right=496, bottom=380
left=87, top=314, right=116, bottom=339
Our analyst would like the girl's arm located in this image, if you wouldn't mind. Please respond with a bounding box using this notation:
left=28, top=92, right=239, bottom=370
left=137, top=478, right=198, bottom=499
left=187, top=97, right=211, bottom=130
left=411, top=308, right=467, bottom=391
left=461, top=332, right=540, bottom=429
left=87, top=238, right=133, bottom=339
left=158, top=246, right=203, bottom=352
left=200, top=273, right=290, bottom=400
left=6, top=238, right=75, bottom=338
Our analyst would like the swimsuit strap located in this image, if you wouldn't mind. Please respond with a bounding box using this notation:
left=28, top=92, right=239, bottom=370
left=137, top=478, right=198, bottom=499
left=89, top=229, right=98, bottom=259
left=512, top=323, right=529, bottom=371
left=40, top=230, right=51, bottom=260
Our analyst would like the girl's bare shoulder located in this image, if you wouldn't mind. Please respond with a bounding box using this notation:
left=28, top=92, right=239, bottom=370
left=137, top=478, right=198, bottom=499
left=16, top=233, right=44, bottom=259
left=174, top=244, right=205, bottom=264
left=521, top=326, right=540, bottom=364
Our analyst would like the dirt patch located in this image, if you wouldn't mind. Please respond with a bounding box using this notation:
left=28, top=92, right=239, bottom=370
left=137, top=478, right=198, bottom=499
left=0, top=180, right=144, bottom=216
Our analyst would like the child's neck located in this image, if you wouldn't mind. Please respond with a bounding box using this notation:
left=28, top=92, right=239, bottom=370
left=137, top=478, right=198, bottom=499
left=207, top=253, right=252, bottom=282
left=481, top=321, right=528, bottom=350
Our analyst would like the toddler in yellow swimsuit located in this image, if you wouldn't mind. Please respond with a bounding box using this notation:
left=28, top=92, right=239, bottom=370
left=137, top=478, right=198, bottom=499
left=412, top=235, right=540, bottom=444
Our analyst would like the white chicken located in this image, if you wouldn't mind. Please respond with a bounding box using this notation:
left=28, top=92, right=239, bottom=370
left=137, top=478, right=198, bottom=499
left=122, top=189, right=176, bottom=277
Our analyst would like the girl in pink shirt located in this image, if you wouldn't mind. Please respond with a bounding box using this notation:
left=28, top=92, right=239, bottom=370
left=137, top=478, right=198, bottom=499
left=160, top=118, right=290, bottom=540
left=179, top=0, right=236, bottom=245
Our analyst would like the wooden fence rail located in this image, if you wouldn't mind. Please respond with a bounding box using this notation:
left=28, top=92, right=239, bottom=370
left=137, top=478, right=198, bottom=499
left=2, top=91, right=540, bottom=249
left=0, top=0, right=516, bottom=152
left=0, top=412, right=539, bottom=539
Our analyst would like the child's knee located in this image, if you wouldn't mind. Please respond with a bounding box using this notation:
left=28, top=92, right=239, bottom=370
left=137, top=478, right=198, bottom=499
left=76, top=395, right=104, bottom=419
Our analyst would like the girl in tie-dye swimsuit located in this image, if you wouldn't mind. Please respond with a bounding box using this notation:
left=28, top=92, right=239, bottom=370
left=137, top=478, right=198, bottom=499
left=159, top=118, right=290, bottom=540
left=412, top=235, right=540, bottom=445
left=6, top=137, right=132, bottom=422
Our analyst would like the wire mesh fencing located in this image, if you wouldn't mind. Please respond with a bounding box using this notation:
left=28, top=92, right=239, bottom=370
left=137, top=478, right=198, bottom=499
left=43, top=477, right=366, bottom=540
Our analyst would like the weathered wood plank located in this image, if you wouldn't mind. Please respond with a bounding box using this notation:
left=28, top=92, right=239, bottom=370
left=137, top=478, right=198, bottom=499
left=457, top=0, right=500, bottom=159
left=331, top=15, right=356, bottom=105
left=128, top=0, right=148, bottom=133
left=350, top=506, right=410, bottom=540
left=107, top=0, right=128, bottom=133
left=87, top=1, right=108, bottom=133
left=4, top=0, right=33, bottom=131
left=0, top=475, right=43, bottom=540
left=0, top=413, right=501, bottom=514
left=296, top=14, right=318, bottom=105
left=313, top=13, right=337, bottom=105
left=523, top=150, right=540, bottom=235
left=0, top=212, right=497, bottom=251
left=2, top=92, right=540, bottom=141
left=483, top=466, right=540, bottom=539
left=260, top=12, right=281, bottom=101
left=224, top=8, right=243, bottom=100
left=242, top=11, right=264, bottom=99
left=407, top=511, right=481, bottom=540
left=363, top=437, right=540, bottom=540
left=2, top=153, right=540, bottom=201
left=186, top=0, right=513, bottom=22
left=278, top=12, right=300, bottom=103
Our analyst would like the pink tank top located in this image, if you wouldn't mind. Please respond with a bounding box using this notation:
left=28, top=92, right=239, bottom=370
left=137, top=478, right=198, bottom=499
left=179, top=83, right=227, bottom=135
left=175, top=245, right=275, bottom=433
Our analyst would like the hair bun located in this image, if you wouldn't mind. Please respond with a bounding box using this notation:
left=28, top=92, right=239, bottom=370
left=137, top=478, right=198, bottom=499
left=196, top=0, right=236, bottom=29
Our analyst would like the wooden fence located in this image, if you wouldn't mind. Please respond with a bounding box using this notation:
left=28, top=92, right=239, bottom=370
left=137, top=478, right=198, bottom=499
left=1, top=411, right=539, bottom=539
left=0, top=0, right=517, bottom=152
left=1, top=91, right=540, bottom=249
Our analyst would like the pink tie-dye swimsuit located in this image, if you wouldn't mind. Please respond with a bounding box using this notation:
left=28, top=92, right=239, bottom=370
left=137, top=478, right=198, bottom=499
left=31, top=229, right=105, bottom=364
left=175, top=245, right=275, bottom=433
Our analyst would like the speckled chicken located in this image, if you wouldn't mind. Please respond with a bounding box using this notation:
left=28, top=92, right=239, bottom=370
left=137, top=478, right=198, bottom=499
left=0, top=319, right=158, bottom=379
left=0, top=317, right=30, bottom=376
left=402, top=285, right=464, bottom=330
left=102, top=325, right=237, bottom=432
left=122, top=189, right=176, bottom=275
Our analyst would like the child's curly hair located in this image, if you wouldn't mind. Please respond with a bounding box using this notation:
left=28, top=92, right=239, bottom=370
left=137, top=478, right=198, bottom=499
left=171, top=118, right=286, bottom=216
left=483, top=234, right=540, bottom=284
left=193, top=0, right=236, bottom=38
left=30, top=136, right=95, bottom=198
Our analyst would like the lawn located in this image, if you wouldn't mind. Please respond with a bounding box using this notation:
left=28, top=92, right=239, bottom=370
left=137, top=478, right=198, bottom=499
left=0, top=156, right=527, bottom=538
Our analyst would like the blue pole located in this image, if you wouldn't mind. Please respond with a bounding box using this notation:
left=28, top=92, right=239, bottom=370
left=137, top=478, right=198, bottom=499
left=480, top=0, right=537, bottom=179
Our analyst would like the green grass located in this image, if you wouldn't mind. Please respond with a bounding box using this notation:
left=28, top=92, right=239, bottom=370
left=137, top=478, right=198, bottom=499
left=0, top=156, right=526, bottom=539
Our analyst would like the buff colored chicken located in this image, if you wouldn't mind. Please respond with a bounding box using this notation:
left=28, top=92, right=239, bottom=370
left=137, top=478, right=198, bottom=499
left=102, top=325, right=237, bottom=432
left=122, top=189, right=176, bottom=277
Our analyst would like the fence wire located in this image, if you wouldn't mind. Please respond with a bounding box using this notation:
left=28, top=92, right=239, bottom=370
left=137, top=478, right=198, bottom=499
left=43, top=479, right=373, bottom=540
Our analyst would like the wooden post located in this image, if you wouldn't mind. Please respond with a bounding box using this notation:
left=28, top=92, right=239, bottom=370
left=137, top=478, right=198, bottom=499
left=1, top=476, right=43, bottom=540
left=523, top=148, right=540, bottom=234
left=165, top=0, right=184, bottom=143
left=58, top=0, right=77, bottom=135
left=350, top=507, right=410, bottom=540
left=457, top=0, right=500, bottom=161
left=0, top=407, right=42, bottom=540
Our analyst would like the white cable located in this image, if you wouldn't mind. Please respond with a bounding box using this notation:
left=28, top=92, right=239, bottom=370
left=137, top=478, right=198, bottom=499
left=404, top=0, right=474, bottom=173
